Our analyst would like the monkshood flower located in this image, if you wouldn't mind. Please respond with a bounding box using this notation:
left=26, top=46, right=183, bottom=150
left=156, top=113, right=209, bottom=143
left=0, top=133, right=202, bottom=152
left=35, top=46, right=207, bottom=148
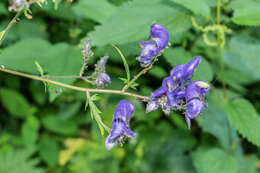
left=146, top=56, right=210, bottom=128
left=94, top=56, right=111, bottom=88
left=95, top=72, right=111, bottom=88
left=137, top=24, right=169, bottom=67
left=106, top=100, right=135, bottom=150
left=185, top=81, right=210, bottom=128
left=82, top=40, right=94, bottom=57
left=149, top=24, right=170, bottom=51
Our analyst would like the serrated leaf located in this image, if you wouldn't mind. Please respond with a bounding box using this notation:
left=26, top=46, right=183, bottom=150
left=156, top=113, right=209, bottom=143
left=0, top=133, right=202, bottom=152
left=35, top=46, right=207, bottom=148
left=207, top=89, right=260, bottom=146
left=72, top=0, right=117, bottom=23
left=230, top=0, right=260, bottom=26
left=192, top=148, right=237, bottom=173
left=0, top=149, right=44, bottom=173
left=87, top=0, right=191, bottom=46
left=170, top=0, right=210, bottom=18
left=223, top=98, right=260, bottom=146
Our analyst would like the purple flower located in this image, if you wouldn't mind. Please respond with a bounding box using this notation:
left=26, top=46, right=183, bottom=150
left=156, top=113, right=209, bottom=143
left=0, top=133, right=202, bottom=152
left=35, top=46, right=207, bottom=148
left=137, top=24, right=169, bottom=67
left=95, top=72, right=111, bottom=88
left=182, top=56, right=201, bottom=81
left=82, top=40, right=94, bottom=57
left=105, top=100, right=135, bottom=150
left=137, top=41, right=159, bottom=67
left=96, top=55, right=108, bottom=72
left=149, top=24, right=169, bottom=51
left=184, top=81, right=210, bottom=128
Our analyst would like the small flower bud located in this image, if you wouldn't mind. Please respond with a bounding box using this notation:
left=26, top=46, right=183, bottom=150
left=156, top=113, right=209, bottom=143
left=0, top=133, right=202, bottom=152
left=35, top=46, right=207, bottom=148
left=82, top=40, right=94, bottom=57
left=95, top=72, right=111, bottom=88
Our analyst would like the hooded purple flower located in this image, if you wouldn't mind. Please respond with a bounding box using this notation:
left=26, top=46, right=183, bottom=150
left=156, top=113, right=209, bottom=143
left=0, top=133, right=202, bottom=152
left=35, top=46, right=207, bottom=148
left=182, top=56, right=201, bottom=81
left=185, top=81, right=210, bottom=128
left=94, top=56, right=111, bottom=88
left=137, top=24, right=169, bottom=67
left=137, top=41, right=159, bottom=67
left=149, top=24, right=169, bottom=51
left=82, top=40, right=94, bottom=57
left=105, top=100, right=135, bottom=150
left=95, top=72, right=111, bottom=88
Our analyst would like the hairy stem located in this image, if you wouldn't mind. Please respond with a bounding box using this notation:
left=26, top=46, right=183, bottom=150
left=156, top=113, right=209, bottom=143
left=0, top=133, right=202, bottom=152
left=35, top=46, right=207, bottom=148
left=86, top=91, right=111, bottom=132
left=0, top=11, right=22, bottom=46
left=0, top=67, right=150, bottom=101
left=122, top=60, right=155, bottom=92
left=217, top=0, right=226, bottom=98
left=47, top=75, right=94, bottom=84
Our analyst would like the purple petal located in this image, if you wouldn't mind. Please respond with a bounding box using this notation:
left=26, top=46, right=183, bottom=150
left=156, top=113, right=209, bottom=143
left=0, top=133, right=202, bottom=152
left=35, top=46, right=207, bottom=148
left=185, top=80, right=210, bottom=102
left=150, top=86, right=167, bottom=98
left=170, top=64, right=185, bottom=82
left=149, top=24, right=169, bottom=51
left=146, top=99, right=159, bottom=113
left=114, top=100, right=135, bottom=120
left=82, top=40, right=94, bottom=57
left=185, top=114, right=191, bottom=129
left=95, top=72, right=111, bottom=88
left=137, top=41, right=159, bottom=67
left=186, top=99, right=206, bottom=119
left=182, top=56, right=201, bottom=80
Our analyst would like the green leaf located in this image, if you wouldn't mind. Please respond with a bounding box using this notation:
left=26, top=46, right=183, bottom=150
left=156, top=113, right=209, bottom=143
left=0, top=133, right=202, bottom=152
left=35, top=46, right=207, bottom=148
left=72, top=0, right=117, bottom=23
left=87, top=0, right=191, bottom=46
left=222, top=98, right=260, bottom=146
left=192, top=148, right=237, bottom=173
left=196, top=91, right=239, bottom=150
left=0, top=88, right=35, bottom=118
left=112, top=45, right=130, bottom=82
left=22, top=116, right=40, bottom=148
left=230, top=0, right=260, bottom=26
left=39, top=134, right=59, bottom=166
left=0, top=149, right=44, bottom=173
left=223, top=36, right=260, bottom=82
left=170, top=0, right=210, bottom=18
left=0, top=38, right=82, bottom=101
left=164, top=47, right=213, bottom=82
left=206, top=89, right=260, bottom=146
left=42, top=115, right=78, bottom=135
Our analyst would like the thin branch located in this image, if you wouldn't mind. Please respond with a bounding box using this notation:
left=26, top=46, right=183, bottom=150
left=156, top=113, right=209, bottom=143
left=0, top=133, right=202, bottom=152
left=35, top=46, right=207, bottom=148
left=46, top=75, right=95, bottom=84
left=0, top=67, right=150, bottom=101
left=0, top=11, right=23, bottom=45
left=122, top=59, right=155, bottom=92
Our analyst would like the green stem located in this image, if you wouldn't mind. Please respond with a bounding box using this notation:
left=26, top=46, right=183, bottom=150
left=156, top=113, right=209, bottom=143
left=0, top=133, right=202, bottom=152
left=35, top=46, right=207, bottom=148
left=86, top=91, right=111, bottom=132
left=0, top=11, right=22, bottom=46
left=122, top=60, right=155, bottom=92
left=0, top=67, right=150, bottom=101
left=217, top=0, right=226, bottom=98
left=47, top=75, right=94, bottom=85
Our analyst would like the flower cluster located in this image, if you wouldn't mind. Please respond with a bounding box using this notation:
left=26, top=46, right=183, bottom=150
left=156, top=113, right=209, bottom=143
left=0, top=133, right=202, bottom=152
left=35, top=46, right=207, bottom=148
left=105, top=100, right=135, bottom=150
left=94, top=56, right=111, bottom=88
left=137, top=24, right=169, bottom=67
left=146, top=56, right=210, bottom=128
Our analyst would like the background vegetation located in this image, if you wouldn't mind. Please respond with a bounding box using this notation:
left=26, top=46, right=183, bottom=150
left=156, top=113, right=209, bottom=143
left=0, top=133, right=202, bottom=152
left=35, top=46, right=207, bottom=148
left=0, top=0, right=260, bottom=172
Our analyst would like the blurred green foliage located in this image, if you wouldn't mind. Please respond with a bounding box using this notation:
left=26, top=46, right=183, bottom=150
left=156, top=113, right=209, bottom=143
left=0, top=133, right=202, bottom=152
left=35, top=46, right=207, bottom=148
left=0, top=0, right=260, bottom=173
